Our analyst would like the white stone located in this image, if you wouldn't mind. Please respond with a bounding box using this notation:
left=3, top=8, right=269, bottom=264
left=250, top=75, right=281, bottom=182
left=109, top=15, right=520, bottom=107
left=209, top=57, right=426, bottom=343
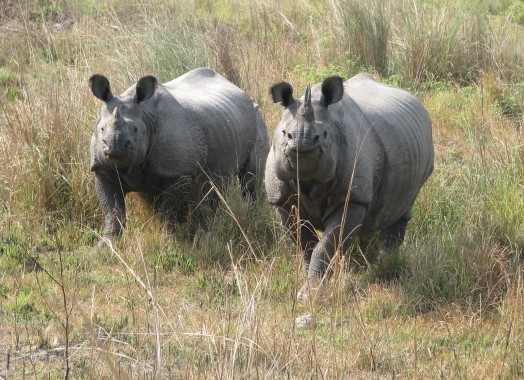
left=295, top=314, right=316, bottom=329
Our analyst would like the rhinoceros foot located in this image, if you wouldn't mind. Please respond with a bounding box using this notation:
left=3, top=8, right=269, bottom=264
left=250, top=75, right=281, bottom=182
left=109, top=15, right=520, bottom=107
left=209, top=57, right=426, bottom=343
left=94, top=237, right=113, bottom=253
left=297, top=277, right=323, bottom=301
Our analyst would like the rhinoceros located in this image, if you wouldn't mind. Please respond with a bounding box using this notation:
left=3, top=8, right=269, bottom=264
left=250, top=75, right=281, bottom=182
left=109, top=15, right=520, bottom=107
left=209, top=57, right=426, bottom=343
left=89, top=67, right=269, bottom=246
left=266, top=73, right=434, bottom=299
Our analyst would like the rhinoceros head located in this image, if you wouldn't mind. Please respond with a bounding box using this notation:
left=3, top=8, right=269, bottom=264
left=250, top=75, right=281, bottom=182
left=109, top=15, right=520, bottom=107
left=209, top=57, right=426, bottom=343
left=269, top=76, right=344, bottom=182
left=89, top=74, right=157, bottom=170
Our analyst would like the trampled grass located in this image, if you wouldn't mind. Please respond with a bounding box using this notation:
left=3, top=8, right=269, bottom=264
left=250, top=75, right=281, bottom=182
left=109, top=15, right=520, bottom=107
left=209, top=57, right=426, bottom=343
left=0, top=0, right=523, bottom=378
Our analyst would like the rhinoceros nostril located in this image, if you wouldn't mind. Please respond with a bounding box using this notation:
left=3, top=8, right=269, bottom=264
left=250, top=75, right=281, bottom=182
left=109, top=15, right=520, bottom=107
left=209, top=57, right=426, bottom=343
left=287, top=133, right=293, bottom=140
left=313, top=134, right=320, bottom=143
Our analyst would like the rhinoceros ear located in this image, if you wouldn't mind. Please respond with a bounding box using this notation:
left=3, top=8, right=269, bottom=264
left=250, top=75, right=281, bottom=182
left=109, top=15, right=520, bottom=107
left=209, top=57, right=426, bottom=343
left=134, top=76, right=158, bottom=103
left=320, top=76, right=344, bottom=106
left=270, top=82, right=294, bottom=107
left=89, top=74, right=113, bottom=102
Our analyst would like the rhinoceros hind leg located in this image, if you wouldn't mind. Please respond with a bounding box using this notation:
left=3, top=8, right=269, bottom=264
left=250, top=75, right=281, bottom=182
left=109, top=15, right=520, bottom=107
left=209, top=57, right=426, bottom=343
left=239, top=141, right=267, bottom=201
left=239, top=168, right=257, bottom=201
left=157, top=176, right=195, bottom=225
left=378, top=208, right=412, bottom=254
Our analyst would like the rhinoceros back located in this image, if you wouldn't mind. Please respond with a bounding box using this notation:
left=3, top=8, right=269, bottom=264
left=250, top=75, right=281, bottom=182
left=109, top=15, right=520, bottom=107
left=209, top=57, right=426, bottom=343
left=162, top=68, right=258, bottom=179
left=344, top=74, right=434, bottom=229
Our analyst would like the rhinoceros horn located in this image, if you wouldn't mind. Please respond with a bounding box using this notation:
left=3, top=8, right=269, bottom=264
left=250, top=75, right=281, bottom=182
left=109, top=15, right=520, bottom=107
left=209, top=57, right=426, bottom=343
left=112, top=107, right=125, bottom=125
left=297, top=84, right=314, bottom=123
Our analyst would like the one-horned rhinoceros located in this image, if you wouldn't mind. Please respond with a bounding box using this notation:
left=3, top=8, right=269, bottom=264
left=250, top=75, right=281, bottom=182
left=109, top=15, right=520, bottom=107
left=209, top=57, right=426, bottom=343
left=266, top=73, right=434, bottom=300
left=89, top=67, right=269, bottom=247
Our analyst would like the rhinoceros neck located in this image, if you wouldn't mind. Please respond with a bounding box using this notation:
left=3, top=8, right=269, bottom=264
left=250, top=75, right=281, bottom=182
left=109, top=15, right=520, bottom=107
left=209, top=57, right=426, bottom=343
left=290, top=177, right=338, bottom=200
left=287, top=177, right=340, bottom=229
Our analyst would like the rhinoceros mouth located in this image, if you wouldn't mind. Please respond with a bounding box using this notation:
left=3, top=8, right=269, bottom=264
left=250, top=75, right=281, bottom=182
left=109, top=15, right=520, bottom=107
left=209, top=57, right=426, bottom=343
left=101, top=149, right=134, bottom=168
left=105, top=151, right=127, bottom=158
left=104, top=150, right=130, bottom=160
left=103, top=143, right=133, bottom=157
left=286, top=148, right=320, bottom=172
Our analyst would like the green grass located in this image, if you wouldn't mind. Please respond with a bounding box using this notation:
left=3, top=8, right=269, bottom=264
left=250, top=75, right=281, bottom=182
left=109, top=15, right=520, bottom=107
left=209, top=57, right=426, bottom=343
left=0, top=0, right=523, bottom=378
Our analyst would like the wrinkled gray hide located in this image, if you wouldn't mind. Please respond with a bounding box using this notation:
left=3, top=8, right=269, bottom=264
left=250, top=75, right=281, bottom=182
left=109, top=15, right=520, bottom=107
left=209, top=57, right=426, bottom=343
left=266, top=73, right=434, bottom=299
left=90, top=67, right=269, bottom=246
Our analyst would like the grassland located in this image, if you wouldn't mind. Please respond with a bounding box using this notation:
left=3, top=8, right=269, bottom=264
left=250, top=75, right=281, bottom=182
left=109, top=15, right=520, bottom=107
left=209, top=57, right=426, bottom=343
left=0, top=0, right=523, bottom=378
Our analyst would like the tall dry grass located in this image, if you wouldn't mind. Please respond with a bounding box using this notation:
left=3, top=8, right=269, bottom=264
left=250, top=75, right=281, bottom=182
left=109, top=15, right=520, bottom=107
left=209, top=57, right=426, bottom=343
left=329, top=0, right=523, bottom=85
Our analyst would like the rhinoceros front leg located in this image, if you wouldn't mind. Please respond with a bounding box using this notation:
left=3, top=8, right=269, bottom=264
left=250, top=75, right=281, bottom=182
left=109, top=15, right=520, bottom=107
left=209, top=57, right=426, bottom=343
left=95, top=172, right=126, bottom=248
left=276, top=200, right=318, bottom=270
left=297, top=202, right=367, bottom=300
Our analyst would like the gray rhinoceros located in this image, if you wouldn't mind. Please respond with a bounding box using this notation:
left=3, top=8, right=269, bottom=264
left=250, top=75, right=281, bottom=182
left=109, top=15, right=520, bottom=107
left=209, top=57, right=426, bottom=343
left=266, top=73, right=434, bottom=299
left=89, top=67, right=268, bottom=246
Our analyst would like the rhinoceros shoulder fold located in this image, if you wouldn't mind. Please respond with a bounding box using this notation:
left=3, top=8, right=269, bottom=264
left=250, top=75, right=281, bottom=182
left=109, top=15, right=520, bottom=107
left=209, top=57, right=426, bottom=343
left=344, top=74, right=430, bottom=126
